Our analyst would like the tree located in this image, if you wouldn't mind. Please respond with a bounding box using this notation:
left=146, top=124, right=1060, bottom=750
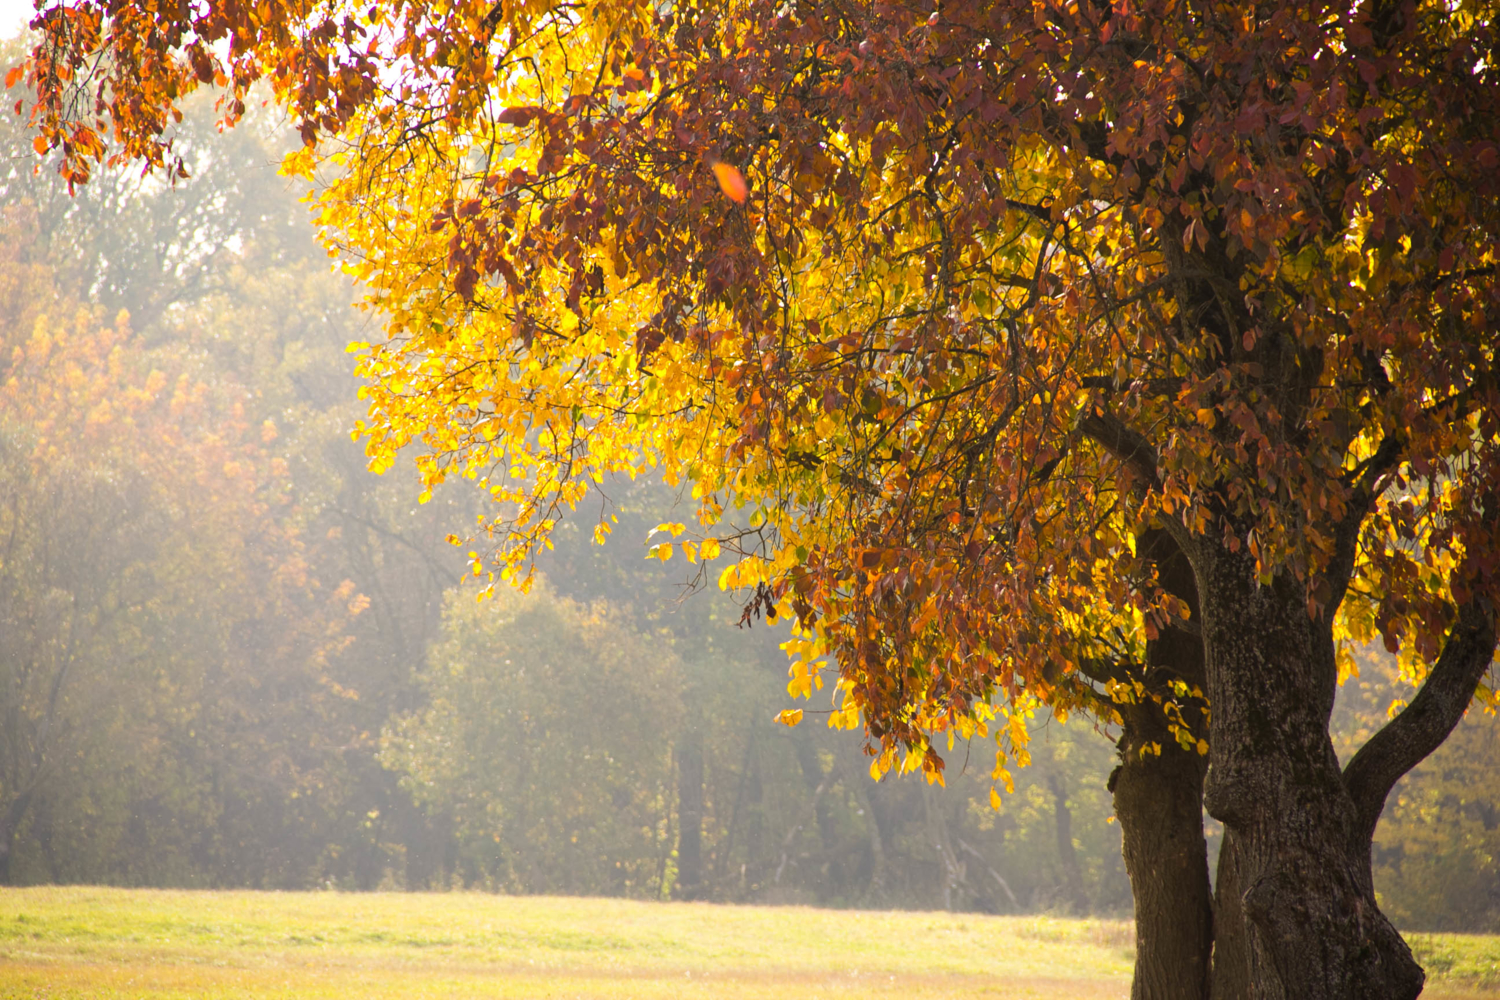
left=382, top=579, right=683, bottom=895
left=16, top=2, right=1499, bottom=997
left=0, top=77, right=388, bottom=888
left=0, top=234, right=359, bottom=883
left=520, top=481, right=1131, bottom=910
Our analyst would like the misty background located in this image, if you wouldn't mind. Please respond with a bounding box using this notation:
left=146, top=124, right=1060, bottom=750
left=0, top=29, right=1496, bottom=932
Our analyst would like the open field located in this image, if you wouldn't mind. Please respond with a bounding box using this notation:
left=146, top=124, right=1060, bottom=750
left=0, top=888, right=1494, bottom=999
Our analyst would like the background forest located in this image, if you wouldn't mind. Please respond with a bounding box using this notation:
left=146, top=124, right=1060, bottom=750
left=0, top=42, right=1494, bottom=931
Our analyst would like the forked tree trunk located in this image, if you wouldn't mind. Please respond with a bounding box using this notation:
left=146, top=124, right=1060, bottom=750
left=1094, top=494, right=1495, bottom=999
left=1110, top=529, right=1213, bottom=1000
left=1198, top=547, right=1423, bottom=1000
left=1115, top=535, right=1497, bottom=1000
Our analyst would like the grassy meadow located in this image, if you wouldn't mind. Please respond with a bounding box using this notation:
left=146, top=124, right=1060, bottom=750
left=0, top=888, right=1495, bottom=999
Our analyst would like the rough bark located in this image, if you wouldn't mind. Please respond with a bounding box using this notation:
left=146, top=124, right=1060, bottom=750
left=1198, top=546, right=1423, bottom=1000
left=1208, top=828, right=1253, bottom=1000
left=1113, top=710, right=1214, bottom=1000
left=1110, top=529, right=1214, bottom=1000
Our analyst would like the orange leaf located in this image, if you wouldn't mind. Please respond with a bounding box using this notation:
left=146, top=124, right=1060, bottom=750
left=4, top=65, right=23, bottom=89
left=712, top=161, right=748, bottom=203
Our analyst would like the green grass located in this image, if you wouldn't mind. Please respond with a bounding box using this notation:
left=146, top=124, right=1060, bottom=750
left=0, top=887, right=1491, bottom=998
left=1409, top=933, right=1500, bottom=994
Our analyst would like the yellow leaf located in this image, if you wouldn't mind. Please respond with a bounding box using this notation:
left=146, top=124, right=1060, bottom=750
left=775, top=708, right=803, bottom=727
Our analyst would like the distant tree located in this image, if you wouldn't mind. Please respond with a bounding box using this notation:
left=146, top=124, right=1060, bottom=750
left=536, top=484, right=1131, bottom=910
left=382, top=579, right=683, bottom=895
left=0, top=55, right=488, bottom=887
left=0, top=303, right=326, bottom=883
left=0, top=171, right=360, bottom=888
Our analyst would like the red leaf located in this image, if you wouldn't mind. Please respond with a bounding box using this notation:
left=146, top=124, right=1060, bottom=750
left=453, top=266, right=477, bottom=302
left=496, top=106, right=542, bottom=127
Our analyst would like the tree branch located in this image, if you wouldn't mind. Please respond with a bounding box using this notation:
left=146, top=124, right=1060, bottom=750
left=1079, top=411, right=1197, bottom=558
left=1325, top=430, right=1404, bottom=614
left=1079, top=411, right=1162, bottom=491
left=1075, top=655, right=1130, bottom=686
left=1342, top=599, right=1498, bottom=844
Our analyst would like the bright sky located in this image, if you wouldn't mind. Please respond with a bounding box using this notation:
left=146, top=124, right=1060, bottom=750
left=0, top=1, right=32, bottom=40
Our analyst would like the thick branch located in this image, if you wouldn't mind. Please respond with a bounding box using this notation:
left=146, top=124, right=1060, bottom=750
left=1342, top=599, right=1498, bottom=843
left=1076, top=655, right=1131, bottom=686
left=1325, top=430, right=1404, bottom=614
left=1079, top=411, right=1162, bottom=491
left=1079, top=412, right=1196, bottom=559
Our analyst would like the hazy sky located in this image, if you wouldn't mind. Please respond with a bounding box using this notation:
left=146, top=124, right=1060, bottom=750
left=0, top=1, right=30, bottom=40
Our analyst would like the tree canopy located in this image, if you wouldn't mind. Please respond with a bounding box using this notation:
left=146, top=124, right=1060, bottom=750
left=0, top=70, right=1143, bottom=910
left=14, top=0, right=1500, bottom=996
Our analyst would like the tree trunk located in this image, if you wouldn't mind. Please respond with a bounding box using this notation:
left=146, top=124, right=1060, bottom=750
left=675, top=731, right=704, bottom=900
left=1048, top=771, right=1089, bottom=915
left=1210, top=828, right=1253, bottom=1000
left=1109, top=528, right=1214, bottom=1000
left=0, top=788, right=35, bottom=885
left=1197, top=546, right=1422, bottom=1000
left=849, top=761, right=888, bottom=902
left=1113, top=712, right=1213, bottom=1000
left=923, top=780, right=965, bottom=910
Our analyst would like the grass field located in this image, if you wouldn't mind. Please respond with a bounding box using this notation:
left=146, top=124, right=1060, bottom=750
left=0, top=888, right=1495, bottom=999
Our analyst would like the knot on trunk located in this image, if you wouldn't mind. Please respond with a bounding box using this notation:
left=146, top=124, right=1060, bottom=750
left=1240, top=870, right=1286, bottom=926
left=1202, top=760, right=1258, bottom=827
